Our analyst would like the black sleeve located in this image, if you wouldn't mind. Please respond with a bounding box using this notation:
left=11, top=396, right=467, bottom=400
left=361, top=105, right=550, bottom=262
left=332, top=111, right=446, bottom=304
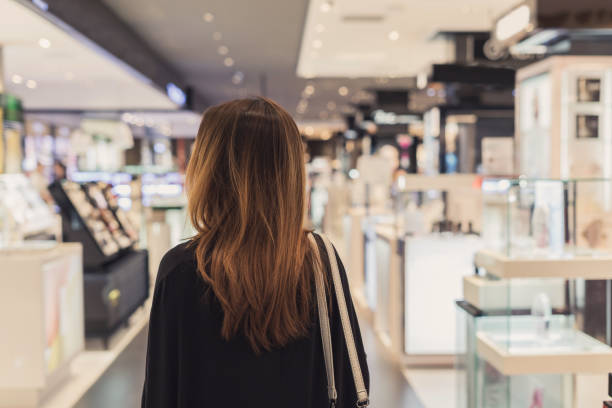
left=318, top=236, right=370, bottom=408
left=141, top=266, right=179, bottom=407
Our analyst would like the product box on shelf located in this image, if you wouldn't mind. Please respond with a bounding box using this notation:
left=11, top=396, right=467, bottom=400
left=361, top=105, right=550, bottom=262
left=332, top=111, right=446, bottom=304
left=457, top=177, right=612, bottom=408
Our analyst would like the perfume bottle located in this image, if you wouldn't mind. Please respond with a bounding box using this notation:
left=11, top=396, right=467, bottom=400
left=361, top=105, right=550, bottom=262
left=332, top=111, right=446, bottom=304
left=532, top=293, right=552, bottom=340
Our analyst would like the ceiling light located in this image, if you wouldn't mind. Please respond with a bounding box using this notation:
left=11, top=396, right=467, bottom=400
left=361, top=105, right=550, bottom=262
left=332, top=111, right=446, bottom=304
left=64, top=72, right=74, bottom=80
left=232, top=71, right=245, bottom=85
left=38, top=38, right=51, bottom=48
left=11, top=74, right=23, bottom=84
left=297, top=106, right=307, bottom=114
left=388, top=30, right=400, bottom=41
left=312, top=39, right=323, bottom=49
left=338, top=86, right=348, bottom=96
left=327, top=101, right=336, bottom=110
left=320, top=2, right=332, bottom=13
left=213, top=32, right=222, bottom=41
left=218, top=45, right=229, bottom=55
left=320, top=130, right=332, bottom=140
left=224, top=57, right=234, bottom=67
left=203, top=12, right=214, bottom=22
left=26, top=80, right=37, bottom=89
left=315, top=24, right=325, bottom=33
left=304, top=126, right=315, bottom=136
left=304, top=84, right=315, bottom=96
left=496, top=5, right=531, bottom=41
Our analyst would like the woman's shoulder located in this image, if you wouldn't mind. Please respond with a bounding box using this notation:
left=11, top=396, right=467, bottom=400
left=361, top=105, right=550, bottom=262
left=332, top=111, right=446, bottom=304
left=156, top=241, right=198, bottom=284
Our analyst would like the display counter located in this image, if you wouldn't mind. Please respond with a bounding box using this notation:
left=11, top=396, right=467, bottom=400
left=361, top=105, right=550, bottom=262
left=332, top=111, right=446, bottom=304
left=364, top=220, right=482, bottom=362
left=402, top=233, right=481, bottom=363
left=0, top=242, right=83, bottom=407
left=457, top=178, right=612, bottom=407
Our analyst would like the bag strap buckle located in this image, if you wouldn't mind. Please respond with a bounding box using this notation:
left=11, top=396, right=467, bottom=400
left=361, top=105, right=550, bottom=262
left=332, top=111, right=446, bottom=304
left=356, top=398, right=370, bottom=407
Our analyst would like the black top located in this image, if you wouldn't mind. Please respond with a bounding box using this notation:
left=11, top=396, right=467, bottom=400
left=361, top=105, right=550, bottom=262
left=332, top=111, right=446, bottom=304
left=142, top=234, right=370, bottom=408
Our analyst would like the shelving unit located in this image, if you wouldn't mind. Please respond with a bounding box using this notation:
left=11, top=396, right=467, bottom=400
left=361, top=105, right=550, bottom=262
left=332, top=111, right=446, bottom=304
left=474, top=249, right=612, bottom=280
left=476, top=329, right=612, bottom=375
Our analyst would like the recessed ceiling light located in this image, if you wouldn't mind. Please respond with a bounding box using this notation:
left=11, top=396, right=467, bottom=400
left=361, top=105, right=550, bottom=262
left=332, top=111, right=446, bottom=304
left=38, top=38, right=51, bottom=48
left=320, top=2, right=331, bottom=13
left=315, top=24, right=325, bottom=33
left=327, top=101, right=336, bottom=110
left=297, top=99, right=308, bottom=114
left=338, top=86, right=348, bottom=96
left=224, top=57, right=234, bottom=67
left=213, top=32, right=222, bottom=41
left=304, top=126, right=315, bottom=136
left=11, top=74, right=23, bottom=84
left=26, top=79, right=37, bottom=89
left=388, top=30, right=400, bottom=41
left=203, top=12, right=214, bottom=22
left=304, top=84, right=315, bottom=96
left=218, top=45, right=229, bottom=55
left=64, top=72, right=75, bottom=80
left=313, top=39, right=323, bottom=49
left=232, top=71, right=245, bottom=85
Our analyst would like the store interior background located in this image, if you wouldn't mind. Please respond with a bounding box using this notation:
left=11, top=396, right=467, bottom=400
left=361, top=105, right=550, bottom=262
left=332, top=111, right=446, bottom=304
left=3, top=0, right=612, bottom=407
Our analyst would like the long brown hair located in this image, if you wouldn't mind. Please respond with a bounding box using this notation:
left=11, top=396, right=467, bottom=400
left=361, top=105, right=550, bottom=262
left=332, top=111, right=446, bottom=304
left=186, top=97, right=315, bottom=353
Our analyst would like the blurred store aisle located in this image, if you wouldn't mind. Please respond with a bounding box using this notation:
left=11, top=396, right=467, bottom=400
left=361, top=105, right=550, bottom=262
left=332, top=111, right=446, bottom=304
left=73, top=318, right=424, bottom=408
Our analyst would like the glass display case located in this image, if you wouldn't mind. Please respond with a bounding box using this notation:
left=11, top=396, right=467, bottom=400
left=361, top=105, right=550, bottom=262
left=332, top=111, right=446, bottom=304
left=458, top=178, right=612, bottom=408
left=0, top=174, right=55, bottom=244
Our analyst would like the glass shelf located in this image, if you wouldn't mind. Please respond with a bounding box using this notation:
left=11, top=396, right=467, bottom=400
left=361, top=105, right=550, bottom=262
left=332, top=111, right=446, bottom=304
left=476, top=316, right=612, bottom=375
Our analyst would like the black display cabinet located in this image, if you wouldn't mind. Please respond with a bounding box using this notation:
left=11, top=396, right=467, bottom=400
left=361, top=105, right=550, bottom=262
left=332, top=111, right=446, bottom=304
left=49, top=180, right=149, bottom=345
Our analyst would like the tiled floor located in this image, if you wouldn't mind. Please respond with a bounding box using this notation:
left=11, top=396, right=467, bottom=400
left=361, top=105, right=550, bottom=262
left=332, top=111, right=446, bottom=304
left=72, top=317, right=425, bottom=407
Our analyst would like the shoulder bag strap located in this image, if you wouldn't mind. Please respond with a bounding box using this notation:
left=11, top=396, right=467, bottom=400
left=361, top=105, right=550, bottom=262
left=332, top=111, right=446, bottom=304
left=318, top=233, right=369, bottom=407
left=308, top=233, right=337, bottom=407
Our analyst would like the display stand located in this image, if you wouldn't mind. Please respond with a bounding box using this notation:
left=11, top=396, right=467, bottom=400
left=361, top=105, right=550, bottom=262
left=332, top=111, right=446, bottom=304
left=458, top=177, right=612, bottom=407
left=0, top=243, right=83, bottom=408
left=49, top=180, right=149, bottom=344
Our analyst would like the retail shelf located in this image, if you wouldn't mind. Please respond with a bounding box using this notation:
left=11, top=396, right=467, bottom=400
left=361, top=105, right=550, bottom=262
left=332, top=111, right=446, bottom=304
left=462, top=275, right=566, bottom=311
left=476, top=330, right=612, bottom=375
left=402, top=174, right=480, bottom=191
left=474, top=249, right=612, bottom=280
